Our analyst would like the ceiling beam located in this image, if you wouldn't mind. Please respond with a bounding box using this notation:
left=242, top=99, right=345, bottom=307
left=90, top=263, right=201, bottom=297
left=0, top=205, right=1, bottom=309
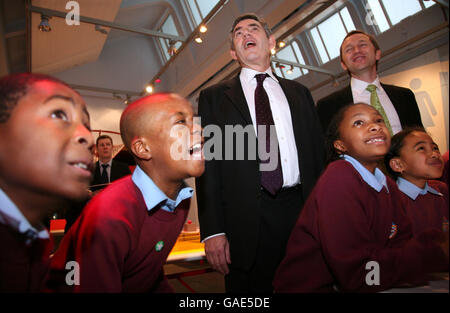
left=29, top=5, right=185, bottom=42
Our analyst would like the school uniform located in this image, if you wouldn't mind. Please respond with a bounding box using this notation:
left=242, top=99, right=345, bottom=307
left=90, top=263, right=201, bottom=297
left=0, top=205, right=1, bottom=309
left=0, top=188, right=52, bottom=292
left=48, top=166, right=192, bottom=292
left=273, top=155, right=448, bottom=293
left=397, top=178, right=449, bottom=235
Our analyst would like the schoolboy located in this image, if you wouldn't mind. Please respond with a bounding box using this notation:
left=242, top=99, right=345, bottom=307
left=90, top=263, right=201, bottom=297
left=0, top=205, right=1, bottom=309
left=49, top=93, right=204, bottom=292
left=0, top=73, right=94, bottom=292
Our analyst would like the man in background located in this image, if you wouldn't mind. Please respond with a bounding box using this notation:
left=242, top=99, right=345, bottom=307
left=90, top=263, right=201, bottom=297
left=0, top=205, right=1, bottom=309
left=316, top=30, right=423, bottom=134
left=91, top=135, right=131, bottom=189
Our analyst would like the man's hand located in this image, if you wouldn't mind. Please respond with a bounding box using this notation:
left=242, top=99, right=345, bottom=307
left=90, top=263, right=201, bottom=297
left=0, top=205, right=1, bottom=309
left=204, top=235, right=231, bottom=275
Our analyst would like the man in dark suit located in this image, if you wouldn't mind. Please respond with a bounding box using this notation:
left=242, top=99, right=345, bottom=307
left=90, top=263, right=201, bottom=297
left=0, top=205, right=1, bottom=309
left=317, top=30, right=423, bottom=134
left=91, top=135, right=131, bottom=189
left=196, top=13, right=325, bottom=292
left=65, top=135, right=131, bottom=232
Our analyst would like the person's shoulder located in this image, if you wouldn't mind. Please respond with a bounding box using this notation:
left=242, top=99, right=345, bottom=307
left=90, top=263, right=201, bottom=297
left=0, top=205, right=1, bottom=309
left=200, top=76, right=237, bottom=95
left=381, top=83, right=413, bottom=95
left=84, top=177, right=143, bottom=223
left=428, top=179, right=449, bottom=195
left=317, top=85, right=351, bottom=105
left=317, top=160, right=360, bottom=187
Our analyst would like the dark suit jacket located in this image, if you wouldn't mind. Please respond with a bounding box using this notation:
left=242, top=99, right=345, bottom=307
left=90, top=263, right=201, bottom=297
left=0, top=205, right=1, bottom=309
left=91, top=159, right=131, bottom=188
left=196, top=74, right=325, bottom=270
left=316, top=83, right=423, bottom=133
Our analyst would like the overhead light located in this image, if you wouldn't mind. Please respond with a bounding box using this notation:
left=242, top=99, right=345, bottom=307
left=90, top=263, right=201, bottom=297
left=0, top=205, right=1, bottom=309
left=194, top=36, right=203, bottom=44
left=38, top=15, right=51, bottom=32
left=145, top=85, right=153, bottom=94
left=124, top=95, right=131, bottom=105
left=278, top=41, right=286, bottom=48
left=199, top=25, right=207, bottom=33
left=168, top=40, right=178, bottom=56
left=270, top=48, right=276, bottom=55
left=155, top=78, right=161, bottom=84
left=286, top=65, right=294, bottom=75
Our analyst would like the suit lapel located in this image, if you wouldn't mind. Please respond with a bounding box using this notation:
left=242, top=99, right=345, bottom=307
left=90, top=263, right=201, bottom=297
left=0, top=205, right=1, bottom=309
left=224, top=75, right=253, bottom=125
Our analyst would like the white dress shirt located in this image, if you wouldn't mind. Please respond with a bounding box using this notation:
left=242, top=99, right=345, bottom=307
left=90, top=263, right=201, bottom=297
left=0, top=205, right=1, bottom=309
left=239, top=67, right=300, bottom=187
left=350, top=76, right=402, bottom=134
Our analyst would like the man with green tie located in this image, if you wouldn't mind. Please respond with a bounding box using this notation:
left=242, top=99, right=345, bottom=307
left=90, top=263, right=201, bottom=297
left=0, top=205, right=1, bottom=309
left=317, top=30, right=423, bottom=134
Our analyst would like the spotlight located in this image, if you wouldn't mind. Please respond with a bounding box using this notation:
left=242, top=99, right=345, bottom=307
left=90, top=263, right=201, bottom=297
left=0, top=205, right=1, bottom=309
left=145, top=85, right=153, bottom=94
left=168, top=40, right=178, bottom=56
left=278, top=41, right=286, bottom=48
left=199, top=25, right=207, bottom=33
left=286, top=65, right=294, bottom=75
left=38, top=15, right=51, bottom=32
left=194, top=36, right=203, bottom=44
left=270, top=48, right=276, bottom=55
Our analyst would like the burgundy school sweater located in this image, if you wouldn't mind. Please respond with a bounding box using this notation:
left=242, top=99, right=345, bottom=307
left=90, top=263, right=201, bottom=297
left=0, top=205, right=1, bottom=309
left=398, top=180, right=449, bottom=235
left=48, top=177, right=189, bottom=292
left=0, top=224, right=52, bottom=292
left=273, top=160, right=448, bottom=293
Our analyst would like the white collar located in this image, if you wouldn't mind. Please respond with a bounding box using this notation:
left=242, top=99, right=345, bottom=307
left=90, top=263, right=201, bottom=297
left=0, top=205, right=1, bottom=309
left=0, top=188, right=49, bottom=243
left=240, top=67, right=279, bottom=84
left=351, top=76, right=382, bottom=94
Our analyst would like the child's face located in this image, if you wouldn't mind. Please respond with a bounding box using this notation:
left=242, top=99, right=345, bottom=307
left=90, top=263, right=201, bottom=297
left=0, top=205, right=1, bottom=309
left=0, top=80, right=94, bottom=202
left=395, top=131, right=443, bottom=185
left=145, top=97, right=205, bottom=181
left=334, top=104, right=390, bottom=172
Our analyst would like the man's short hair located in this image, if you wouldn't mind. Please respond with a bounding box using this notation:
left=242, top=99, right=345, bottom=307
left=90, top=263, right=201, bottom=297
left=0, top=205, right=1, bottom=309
left=229, top=13, right=271, bottom=50
left=339, top=30, right=381, bottom=72
left=0, top=73, right=73, bottom=123
left=96, top=135, right=113, bottom=146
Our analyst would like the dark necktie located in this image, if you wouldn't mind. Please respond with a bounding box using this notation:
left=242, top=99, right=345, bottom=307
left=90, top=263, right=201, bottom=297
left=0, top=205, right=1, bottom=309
left=100, top=163, right=109, bottom=184
left=254, top=73, right=283, bottom=195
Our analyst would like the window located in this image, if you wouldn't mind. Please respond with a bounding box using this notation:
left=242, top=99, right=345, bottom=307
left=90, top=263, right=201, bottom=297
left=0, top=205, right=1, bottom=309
left=366, top=0, right=436, bottom=33
left=158, top=14, right=182, bottom=61
left=272, top=41, right=308, bottom=79
left=185, top=0, right=220, bottom=26
left=309, top=7, right=355, bottom=64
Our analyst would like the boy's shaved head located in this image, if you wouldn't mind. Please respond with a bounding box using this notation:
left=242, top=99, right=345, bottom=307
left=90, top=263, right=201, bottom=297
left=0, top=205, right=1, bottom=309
left=120, top=93, right=184, bottom=152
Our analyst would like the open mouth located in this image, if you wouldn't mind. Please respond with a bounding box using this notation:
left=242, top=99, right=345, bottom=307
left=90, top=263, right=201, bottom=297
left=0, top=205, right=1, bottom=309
left=365, top=137, right=386, bottom=144
left=244, top=40, right=256, bottom=49
left=70, top=161, right=93, bottom=174
left=189, top=143, right=202, bottom=155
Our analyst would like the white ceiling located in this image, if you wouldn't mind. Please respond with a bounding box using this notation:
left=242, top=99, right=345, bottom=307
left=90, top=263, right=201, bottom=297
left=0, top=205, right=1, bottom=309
left=31, top=0, right=122, bottom=73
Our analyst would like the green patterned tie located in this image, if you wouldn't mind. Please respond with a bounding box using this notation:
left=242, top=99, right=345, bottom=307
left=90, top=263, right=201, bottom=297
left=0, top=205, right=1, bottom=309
left=366, top=84, right=393, bottom=136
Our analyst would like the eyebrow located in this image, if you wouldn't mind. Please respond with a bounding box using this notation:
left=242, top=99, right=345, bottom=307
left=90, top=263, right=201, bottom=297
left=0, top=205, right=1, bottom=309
left=44, top=94, right=91, bottom=121
left=43, top=94, right=75, bottom=105
left=412, top=140, right=437, bottom=148
left=233, top=23, right=260, bottom=33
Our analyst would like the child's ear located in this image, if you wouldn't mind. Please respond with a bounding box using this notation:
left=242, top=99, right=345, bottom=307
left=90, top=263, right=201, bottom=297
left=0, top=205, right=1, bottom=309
left=389, top=157, right=404, bottom=174
left=333, top=139, right=347, bottom=155
left=131, top=137, right=152, bottom=161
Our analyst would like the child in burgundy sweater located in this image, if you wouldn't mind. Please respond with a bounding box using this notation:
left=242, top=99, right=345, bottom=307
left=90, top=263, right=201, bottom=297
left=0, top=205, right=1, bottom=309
left=0, top=73, right=94, bottom=292
left=385, top=127, right=448, bottom=235
left=273, top=103, right=448, bottom=293
left=49, top=93, right=205, bottom=292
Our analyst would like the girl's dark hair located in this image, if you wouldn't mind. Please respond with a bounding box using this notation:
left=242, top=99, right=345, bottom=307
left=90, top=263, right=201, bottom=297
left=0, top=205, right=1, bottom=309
left=325, top=102, right=362, bottom=165
left=384, top=126, right=428, bottom=179
left=0, top=73, right=72, bottom=123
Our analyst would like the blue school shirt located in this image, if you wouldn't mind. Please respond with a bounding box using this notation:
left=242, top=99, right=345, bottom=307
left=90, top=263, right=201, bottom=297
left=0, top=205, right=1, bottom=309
left=342, top=154, right=389, bottom=192
left=396, top=177, right=443, bottom=200
left=131, top=165, right=193, bottom=213
left=0, top=187, right=49, bottom=243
